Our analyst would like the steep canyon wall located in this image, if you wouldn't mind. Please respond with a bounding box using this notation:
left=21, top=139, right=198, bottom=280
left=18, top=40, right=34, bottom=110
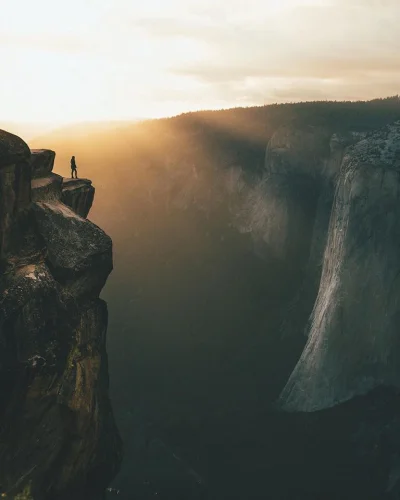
left=0, top=130, right=121, bottom=500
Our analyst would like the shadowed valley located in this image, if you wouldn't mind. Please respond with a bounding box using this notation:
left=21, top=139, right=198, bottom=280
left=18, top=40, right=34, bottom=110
left=24, top=96, right=400, bottom=499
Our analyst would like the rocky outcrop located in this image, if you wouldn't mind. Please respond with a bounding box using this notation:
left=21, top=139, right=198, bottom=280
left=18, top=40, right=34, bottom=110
left=31, top=174, right=63, bottom=202
left=33, top=201, right=112, bottom=298
left=61, top=178, right=95, bottom=218
left=30, top=149, right=56, bottom=179
left=0, top=129, right=121, bottom=499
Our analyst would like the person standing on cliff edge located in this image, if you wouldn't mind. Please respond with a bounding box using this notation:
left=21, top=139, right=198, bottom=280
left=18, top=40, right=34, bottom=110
left=71, top=155, right=78, bottom=179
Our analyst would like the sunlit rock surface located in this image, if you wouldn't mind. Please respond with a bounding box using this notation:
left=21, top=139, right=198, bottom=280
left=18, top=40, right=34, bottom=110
left=0, top=129, right=121, bottom=499
left=31, top=173, right=63, bottom=202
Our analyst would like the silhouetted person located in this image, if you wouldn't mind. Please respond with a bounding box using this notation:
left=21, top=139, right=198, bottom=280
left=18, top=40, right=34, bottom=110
left=71, top=155, right=78, bottom=179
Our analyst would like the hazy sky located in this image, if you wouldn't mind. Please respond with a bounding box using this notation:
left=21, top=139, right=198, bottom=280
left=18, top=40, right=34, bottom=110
left=1, top=0, right=399, bottom=124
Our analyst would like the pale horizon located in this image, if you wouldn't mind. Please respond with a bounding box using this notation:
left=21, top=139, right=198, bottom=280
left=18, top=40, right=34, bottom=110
left=1, top=0, right=399, bottom=126
left=0, top=119, right=145, bottom=142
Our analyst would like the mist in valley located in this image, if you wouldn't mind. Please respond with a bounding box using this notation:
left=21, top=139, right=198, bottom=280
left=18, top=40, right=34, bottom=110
left=28, top=97, right=400, bottom=499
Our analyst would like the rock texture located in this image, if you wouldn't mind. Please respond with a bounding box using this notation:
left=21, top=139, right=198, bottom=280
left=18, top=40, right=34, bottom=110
left=215, top=119, right=400, bottom=499
left=0, top=129, right=121, bottom=499
left=241, top=120, right=400, bottom=499
left=30, top=149, right=56, bottom=179
left=262, top=126, right=366, bottom=264
left=61, top=178, right=95, bottom=218
left=0, top=130, right=31, bottom=264
left=280, top=121, right=400, bottom=412
left=31, top=174, right=63, bottom=202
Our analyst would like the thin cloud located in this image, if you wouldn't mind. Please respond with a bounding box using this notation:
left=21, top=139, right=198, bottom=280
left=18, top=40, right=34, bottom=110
left=270, top=77, right=400, bottom=102
left=1, top=0, right=399, bottom=122
left=0, top=33, right=91, bottom=54
left=172, top=54, right=400, bottom=83
left=135, top=1, right=399, bottom=89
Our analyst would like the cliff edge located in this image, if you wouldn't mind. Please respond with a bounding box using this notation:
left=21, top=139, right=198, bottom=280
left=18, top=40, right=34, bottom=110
left=0, top=130, right=122, bottom=499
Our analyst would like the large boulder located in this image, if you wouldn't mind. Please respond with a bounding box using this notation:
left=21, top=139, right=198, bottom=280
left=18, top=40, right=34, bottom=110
left=33, top=201, right=112, bottom=298
left=0, top=129, right=30, bottom=168
left=30, top=149, right=56, bottom=179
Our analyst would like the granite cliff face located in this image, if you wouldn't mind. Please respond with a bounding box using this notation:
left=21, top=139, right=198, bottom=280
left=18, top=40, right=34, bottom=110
left=0, top=130, right=121, bottom=499
left=248, top=121, right=400, bottom=499
left=280, top=121, right=400, bottom=412
left=261, top=126, right=365, bottom=269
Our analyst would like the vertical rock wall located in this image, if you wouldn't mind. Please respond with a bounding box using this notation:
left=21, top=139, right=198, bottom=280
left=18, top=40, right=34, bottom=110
left=0, top=130, right=121, bottom=499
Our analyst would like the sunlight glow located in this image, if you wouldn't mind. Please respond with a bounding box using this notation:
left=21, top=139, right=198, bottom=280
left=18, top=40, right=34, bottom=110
left=0, top=0, right=399, bottom=125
